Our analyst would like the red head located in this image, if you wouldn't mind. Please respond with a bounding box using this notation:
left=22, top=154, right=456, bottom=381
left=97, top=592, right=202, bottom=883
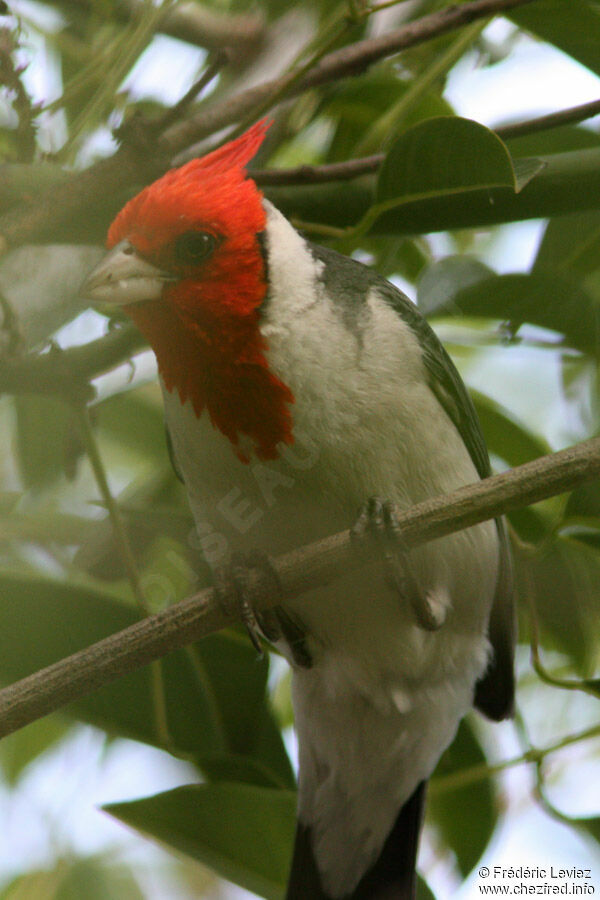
left=85, top=121, right=294, bottom=462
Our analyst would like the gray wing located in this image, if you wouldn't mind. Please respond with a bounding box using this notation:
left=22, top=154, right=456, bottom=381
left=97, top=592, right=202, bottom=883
left=309, top=243, right=515, bottom=720
left=379, top=278, right=515, bottom=720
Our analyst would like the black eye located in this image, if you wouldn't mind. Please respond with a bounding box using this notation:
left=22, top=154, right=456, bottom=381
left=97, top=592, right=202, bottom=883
left=173, top=231, right=219, bottom=265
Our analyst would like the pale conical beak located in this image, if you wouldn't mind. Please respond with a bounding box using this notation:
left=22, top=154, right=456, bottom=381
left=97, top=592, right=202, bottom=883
left=80, top=240, right=175, bottom=306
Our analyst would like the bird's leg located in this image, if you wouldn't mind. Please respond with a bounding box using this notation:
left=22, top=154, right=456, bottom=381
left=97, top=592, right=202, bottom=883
left=214, top=551, right=312, bottom=667
left=213, top=552, right=264, bottom=654
left=249, top=551, right=313, bottom=669
left=351, top=497, right=447, bottom=631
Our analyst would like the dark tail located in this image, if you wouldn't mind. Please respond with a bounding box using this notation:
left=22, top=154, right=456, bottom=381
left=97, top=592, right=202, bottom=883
left=286, top=781, right=427, bottom=900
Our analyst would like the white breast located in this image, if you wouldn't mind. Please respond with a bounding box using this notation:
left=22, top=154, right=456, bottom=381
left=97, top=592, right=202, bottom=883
left=163, top=200, right=500, bottom=897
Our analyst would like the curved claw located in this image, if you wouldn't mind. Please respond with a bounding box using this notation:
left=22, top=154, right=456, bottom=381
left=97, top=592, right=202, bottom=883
left=214, top=551, right=313, bottom=665
left=351, top=496, right=448, bottom=632
left=214, top=557, right=264, bottom=655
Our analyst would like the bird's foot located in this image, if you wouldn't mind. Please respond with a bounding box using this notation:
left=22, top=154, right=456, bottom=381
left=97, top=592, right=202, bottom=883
left=214, top=551, right=312, bottom=667
left=214, top=552, right=265, bottom=654
left=351, top=497, right=447, bottom=631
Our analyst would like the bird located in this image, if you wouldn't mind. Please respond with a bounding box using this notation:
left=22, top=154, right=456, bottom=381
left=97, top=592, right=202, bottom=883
left=82, top=119, right=515, bottom=900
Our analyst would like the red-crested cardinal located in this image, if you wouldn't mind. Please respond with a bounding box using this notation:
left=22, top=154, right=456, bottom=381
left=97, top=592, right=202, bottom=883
left=83, top=120, right=515, bottom=900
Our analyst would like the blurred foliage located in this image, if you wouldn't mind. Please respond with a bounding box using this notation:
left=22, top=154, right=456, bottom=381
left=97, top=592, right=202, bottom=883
left=0, top=0, right=600, bottom=897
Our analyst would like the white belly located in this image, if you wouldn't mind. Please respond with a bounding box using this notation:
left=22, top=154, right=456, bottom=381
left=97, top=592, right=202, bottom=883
left=162, top=209, right=500, bottom=894
left=163, top=376, right=498, bottom=896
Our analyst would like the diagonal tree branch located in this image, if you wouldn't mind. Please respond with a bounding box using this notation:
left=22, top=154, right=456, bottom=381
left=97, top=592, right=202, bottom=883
left=251, top=97, right=600, bottom=187
left=0, top=324, right=146, bottom=398
left=0, top=0, right=538, bottom=255
left=124, top=0, right=265, bottom=55
left=60, top=0, right=266, bottom=54
left=166, top=0, right=539, bottom=159
left=0, top=435, right=599, bottom=740
left=496, top=97, right=600, bottom=140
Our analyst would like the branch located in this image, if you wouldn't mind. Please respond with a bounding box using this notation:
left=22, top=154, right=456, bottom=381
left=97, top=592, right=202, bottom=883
left=430, top=720, right=600, bottom=794
left=159, top=3, right=264, bottom=56
left=0, top=324, right=146, bottom=398
left=251, top=155, right=384, bottom=186
left=166, top=0, right=538, bottom=158
left=1, top=435, right=599, bottom=740
left=496, top=97, right=600, bottom=140
left=252, top=97, right=600, bottom=187
left=265, top=146, right=600, bottom=234
left=0, top=0, right=538, bottom=254
left=149, top=52, right=228, bottom=135
left=61, top=0, right=265, bottom=55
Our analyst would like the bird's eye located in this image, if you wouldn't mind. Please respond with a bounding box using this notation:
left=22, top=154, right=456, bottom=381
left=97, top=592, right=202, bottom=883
left=173, top=231, right=219, bottom=266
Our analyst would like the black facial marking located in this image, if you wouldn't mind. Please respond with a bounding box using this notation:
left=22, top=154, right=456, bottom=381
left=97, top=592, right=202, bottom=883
left=256, top=230, right=270, bottom=309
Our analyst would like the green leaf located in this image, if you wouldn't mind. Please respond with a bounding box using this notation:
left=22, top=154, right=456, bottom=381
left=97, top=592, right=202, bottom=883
left=578, top=816, right=600, bottom=844
left=0, top=571, right=293, bottom=786
left=105, top=783, right=296, bottom=900
left=0, top=715, right=71, bottom=785
left=513, top=156, right=547, bottom=192
left=416, top=876, right=437, bottom=900
left=468, top=391, right=551, bottom=543
left=53, top=859, right=144, bottom=900
left=376, top=117, right=518, bottom=208
left=421, top=270, right=600, bottom=356
left=14, top=395, right=79, bottom=489
left=354, top=235, right=431, bottom=282
left=534, top=210, right=600, bottom=279
left=73, top=487, right=194, bottom=583
left=0, top=509, right=100, bottom=546
left=471, top=391, right=550, bottom=469
left=510, top=0, right=600, bottom=77
left=582, top=678, right=600, bottom=698
left=506, top=124, right=600, bottom=159
left=322, top=67, right=453, bottom=163
left=417, top=256, right=494, bottom=318
left=0, top=857, right=145, bottom=900
left=267, top=148, right=600, bottom=236
left=95, top=387, right=169, bottom=466
left=198, top=752, right=290, bottom=788
left=517, top=536, right=600, bottom=672
left=566, top=480, right=600, bottom=518
left=428, top=720, right=497, bottom=877
left=185, top=637, right=294, bottom=785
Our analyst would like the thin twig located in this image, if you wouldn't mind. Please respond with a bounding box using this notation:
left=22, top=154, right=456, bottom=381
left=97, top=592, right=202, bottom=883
left=526, top=566, right=600, bottom=700
left=0, top=0, right=538, bottom=253
left=0, top=435, right=599, bottom=739
left=223, top=16, right=352, bottom=145
left=251, top=155, right=384, bottom=185
left=496, top=97, right=600, bottom=141
left=253, top=97, right=600, bottom=188
left=124, top=0, right=265, bottom=54
left=430, top=720, right=600, bottom=794
left=0, top=324, right=146, bottom=398
left=74, top=402, right=171, bottom=745
left=152, top=52, right=228, bottom=134
left=353, top=19, right=487, bottom=156
left=56, top=0, right=265, bottom=55
left=74, top=404, right=148, bottom=615
left=166, top=0, right=538, bottom=158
